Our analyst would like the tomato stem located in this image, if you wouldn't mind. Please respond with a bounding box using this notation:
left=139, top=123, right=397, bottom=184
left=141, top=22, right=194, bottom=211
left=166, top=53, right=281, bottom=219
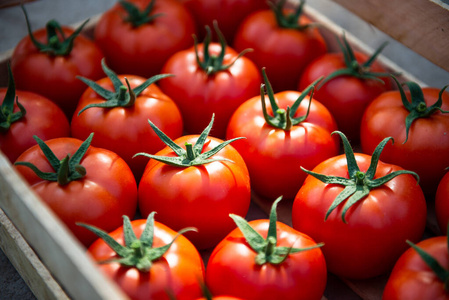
left=0, top=63, right=26, bottom=133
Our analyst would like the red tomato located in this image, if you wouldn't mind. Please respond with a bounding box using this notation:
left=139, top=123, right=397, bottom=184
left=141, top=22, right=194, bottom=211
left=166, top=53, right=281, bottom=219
left=226, top=70, right=339, bottom=200
left=206, top=198, right=327, bottom=300
left=233, top=1, right=327, bottom=92
left=14, top=135, right=137, bottom=247
left=180, top=0, right=268, bottom=44
left=71, top=62, right=183, bottom=181
left=360, top=82, right=449, bottom=196
left=436, top=170, right=449, bottom=235
left=159, top=24, right=261, bottom=139
left=299, top=43, right=392, bottom=142
left=383, top=236, right=449, bottom=300
left=292, top=132, right=427, bottom=279
left=86, top=214, right=205, bottom=300
left=94, top=0, right=196, bottom=78
left=0, top=65, right=70, bottom=162
left=138, top=119, right=251, bottom=250
left=11, top=14, right=104, bottom=118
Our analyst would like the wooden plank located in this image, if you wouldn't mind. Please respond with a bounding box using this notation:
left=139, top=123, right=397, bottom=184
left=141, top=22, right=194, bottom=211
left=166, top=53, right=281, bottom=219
left=330, top=0, right=449, bottom=74
left=0, top=152, right=129, bottom=300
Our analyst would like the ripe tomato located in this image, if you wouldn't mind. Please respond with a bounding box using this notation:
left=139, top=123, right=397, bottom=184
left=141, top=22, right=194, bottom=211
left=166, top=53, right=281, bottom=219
left=292, top=131, right=427, bottom=279
left=11, top=8, right=104, bottom=118
left=298, top=36, right=392, bottom=142
left=14, top=134, right=138, bottom=247
left=71, top=60, right=183, bottom=181
left=0, top=64, right=70, bottom=163
left=206, top=198, right=327, bottom=300
left=383, top=235, right=449, bottom=300
left=137, top=116, right=251, bottom=250
left=159, top=23, right=261, bottom=139
left=94, top=0, right=196, bottom=78
left=180, top=0, right=268, bottom=44
left=360, top=80, right=449, bottom=196
left=226, top=69, right=339, bottom=200
left=233, top=0, right=327, bottom=92
left=436, top=170, right=449, bottom=235
left=83, top=213, right=205, bottom=300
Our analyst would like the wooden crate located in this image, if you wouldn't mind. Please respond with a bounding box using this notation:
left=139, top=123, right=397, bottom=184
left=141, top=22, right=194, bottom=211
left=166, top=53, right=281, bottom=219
left=0, top=3, right=443, bottom=300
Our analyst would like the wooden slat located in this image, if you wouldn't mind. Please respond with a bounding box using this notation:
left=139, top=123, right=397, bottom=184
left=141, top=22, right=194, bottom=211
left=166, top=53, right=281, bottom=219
left=330, top=0, right=449, bottom=74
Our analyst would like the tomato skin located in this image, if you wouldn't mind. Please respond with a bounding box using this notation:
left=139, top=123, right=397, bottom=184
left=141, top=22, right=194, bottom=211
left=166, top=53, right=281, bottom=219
left=292, top=154, right=427, bottom=279
left=138, top=135, right=251, bottom=250
left=11, top=27, right=104, bottom=118
left=159, top=43, right=261, bottom=138
left=71, top=75, right=183, bottom=181
left=14, top=137, right=138, bottom=247
left=0, top=89, right=70, bottom=163
left=435, top=171, right=449, bottom=235
left=226, top=91, right=339, bottom=200
left=88, top=218, right=205, bottom=300
left=94, top=0, right=196, bottom=78
left=234, top=10, right=327, bottom=92
left=382, top=236, right=449, bottom=300
left=299, top=52, right=392, bottom=142
left=206, top=220, right=327, bottom=300
left=360, top=88, right=449, bottom=196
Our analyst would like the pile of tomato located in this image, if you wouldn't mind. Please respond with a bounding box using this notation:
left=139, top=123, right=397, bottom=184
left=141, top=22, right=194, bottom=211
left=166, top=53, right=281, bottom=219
left=1, top=0, right=449, bottom=299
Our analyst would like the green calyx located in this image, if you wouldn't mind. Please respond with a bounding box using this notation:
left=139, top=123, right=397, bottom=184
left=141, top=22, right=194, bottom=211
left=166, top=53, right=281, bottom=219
left=269, top=0, right=313, bottom=30
left=119, top=0, right=164, bottom=28
left=194, top=21, right=253, bottom=75
left=318, top=33, right=394, bottom=88
left=230, top=196, right=323, bottom=265
left=78, top=212, right=195, bottom=272
left=0, top=63, right=26, bottom=133
left=77, top=59, right=173, bottom=115
left=406, top=222, right=449, bottom=292
left=391, top=76, right=449, bottom=143
left=21, top=5, right=88, bottom=56
left=260, top=67, right=321, bottom=130
left=14, top=133, right=92, bottom=186
left=134, top=114, right=244, bottom=167
left=301, top=131, right=419, bottom=223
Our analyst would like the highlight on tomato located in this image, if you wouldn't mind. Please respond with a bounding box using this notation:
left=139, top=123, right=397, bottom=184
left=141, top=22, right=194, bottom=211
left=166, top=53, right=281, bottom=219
left=360, top=77, right=449, bottom=196
left=205, top=197, right=327, bottom=300
left=292, top=131, right=427, bottom=279
left=382, top=223, right=449, bottom=300
left=159, top=21, right=261, bottom=139
left=226, top=68, right=339, bottom=200
left=0, top=63, right=70, bottom=163
left=233, top=0, right=327, bottom=92
left=14, top=133, right=138, bottom=247
left=79, top=212, right=205, bottom=300
left=136, top=114, right=251, bottom=250
left=71, top=59, right=183, bottom=182
left=11, top=5, right=104, bottom=118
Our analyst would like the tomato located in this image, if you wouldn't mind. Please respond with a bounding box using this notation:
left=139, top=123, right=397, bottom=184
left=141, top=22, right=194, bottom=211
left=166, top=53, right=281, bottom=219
left=0, top=64, right=70, bottom=163
left=11, top=7, right=104, bottom=118
left=94, top=0, right=196, bottom=78
left=205, top=197, right=327, bottom=300
left=360, top=80, right=449, bottom=196
left=137, top=116, right=251, bottom=250
left=226, top=68, right=339, bottom=200
left=383, top=234, right=449, bottom=300
left=180, top=0, right=268, bottom=44
left=233, top=0, right=327, bottom=92
left=159, top=22, right=261, bottom=139
left=83, top=213, right=205, bottom=300
left=292, top=131, right=427, bottom=279
left=436, top=170, right=449, bottom=235
left=14, top=134, right=137, bottom=247
left=298, top=36, right=392, bottom=142
left=71, top=60, right=183, bottom=181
